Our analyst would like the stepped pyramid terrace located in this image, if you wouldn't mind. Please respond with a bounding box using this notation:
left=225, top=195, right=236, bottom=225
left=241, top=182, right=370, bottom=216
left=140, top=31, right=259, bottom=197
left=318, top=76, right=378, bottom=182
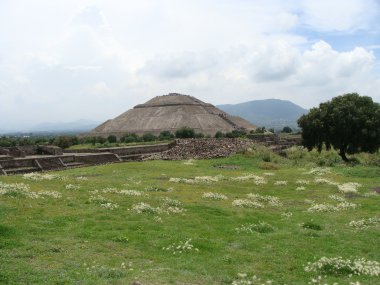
left=85, top=93, right=257, bottom=137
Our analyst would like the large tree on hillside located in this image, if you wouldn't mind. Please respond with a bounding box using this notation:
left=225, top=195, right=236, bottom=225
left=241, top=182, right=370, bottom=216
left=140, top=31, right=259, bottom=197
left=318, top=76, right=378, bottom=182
left=297, top=93, right=380, bottom=161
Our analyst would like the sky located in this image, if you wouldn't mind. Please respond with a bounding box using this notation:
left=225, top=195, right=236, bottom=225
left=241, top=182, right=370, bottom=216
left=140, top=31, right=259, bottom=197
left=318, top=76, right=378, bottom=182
left=1, top=0, right=380, bottom=131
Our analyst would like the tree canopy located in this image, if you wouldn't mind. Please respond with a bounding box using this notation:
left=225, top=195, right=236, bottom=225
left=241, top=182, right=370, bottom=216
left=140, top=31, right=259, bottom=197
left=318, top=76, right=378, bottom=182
left=297, top=93, right=380, bottom=161
left=281, top=126, right=292, bottom=133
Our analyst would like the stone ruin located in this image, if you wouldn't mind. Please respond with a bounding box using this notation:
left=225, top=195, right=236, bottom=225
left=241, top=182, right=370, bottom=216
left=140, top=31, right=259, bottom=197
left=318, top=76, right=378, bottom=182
left=0, top=144, right=170, bottom=175
left=0, top=135, right=301, bottom=175
left=84, top=93, right=257, bottom=138
left=0, top=94, right=302, bottom=175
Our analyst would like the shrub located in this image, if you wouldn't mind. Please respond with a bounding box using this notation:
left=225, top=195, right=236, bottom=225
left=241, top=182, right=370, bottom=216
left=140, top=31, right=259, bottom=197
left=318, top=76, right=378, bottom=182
left=252, top=127, right=266, bottom=134
left=0, top=137, right=12, bottom=147
left=226, top=129, right=246, bottom=138
left=194, top=132, right=205, bottom=138
left=159, top=131, right=174, bottom=140
left=107, top=135, right=117, bottom=143
left=175, top=127, right=195, bottom=138
left=302, top=221, right=323, bottom=231
left=214, top=131, right=225, bottom=138
left=82, top=136, right=96, bottom=145
left=258, top=162, right=279, bottom=170
left=96, top=136, right=106, bottom=144
left=142, top=133, right=157, bottom=142
left=53, top=136, right=77, bottom=149
left=282, top=126, right=292, bottom=133
left=120, top=133, right=140, bottom=143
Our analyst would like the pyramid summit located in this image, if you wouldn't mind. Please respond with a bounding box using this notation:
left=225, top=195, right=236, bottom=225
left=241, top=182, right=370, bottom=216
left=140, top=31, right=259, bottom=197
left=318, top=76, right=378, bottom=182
left=86, top=93, right=257, bottom=137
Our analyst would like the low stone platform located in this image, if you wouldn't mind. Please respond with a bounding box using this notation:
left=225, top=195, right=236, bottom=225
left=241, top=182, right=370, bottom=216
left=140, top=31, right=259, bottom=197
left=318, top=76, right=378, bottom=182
left=0, top=153, right=122, bottom=175
left=0, top=143, right=172, bottom=176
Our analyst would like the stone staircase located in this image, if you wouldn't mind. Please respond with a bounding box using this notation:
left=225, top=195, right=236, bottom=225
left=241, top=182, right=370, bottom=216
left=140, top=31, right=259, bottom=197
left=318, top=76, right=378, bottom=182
left=59, top=155, right=86, bottom=168
left=0, top=158, right=41, bottom=175
left=118, top=154, right=143, bottom=162
left=247, top=134, right=302, bottom=154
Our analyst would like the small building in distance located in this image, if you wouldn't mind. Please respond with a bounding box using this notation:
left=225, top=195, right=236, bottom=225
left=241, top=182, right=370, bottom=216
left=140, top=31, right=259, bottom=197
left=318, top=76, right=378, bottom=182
left=85, top=93, right=257, bottom=137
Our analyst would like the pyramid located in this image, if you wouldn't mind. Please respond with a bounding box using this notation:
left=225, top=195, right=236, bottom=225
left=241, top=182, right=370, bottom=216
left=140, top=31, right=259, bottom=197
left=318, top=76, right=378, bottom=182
left=86, top=93, right=257, bottom=137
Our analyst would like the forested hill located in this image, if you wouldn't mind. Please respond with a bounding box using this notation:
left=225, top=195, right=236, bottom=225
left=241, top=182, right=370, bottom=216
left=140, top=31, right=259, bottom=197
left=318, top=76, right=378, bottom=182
left=217, top=99, right=308, bottom=130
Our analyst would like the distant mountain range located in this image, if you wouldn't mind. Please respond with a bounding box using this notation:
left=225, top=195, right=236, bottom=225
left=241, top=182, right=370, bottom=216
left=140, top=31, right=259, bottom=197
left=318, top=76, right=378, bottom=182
left=0, top=120, right=100, bottom=135
left=1, top=99, right=308, bottom=135
left=217, top=99, right=308, bottom=130
left=29, top=119, right=100, bottom=132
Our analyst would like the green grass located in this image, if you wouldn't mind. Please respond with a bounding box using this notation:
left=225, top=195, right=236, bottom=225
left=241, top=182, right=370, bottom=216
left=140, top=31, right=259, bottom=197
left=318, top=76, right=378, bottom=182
left=0, top=153, right=379, bottom=284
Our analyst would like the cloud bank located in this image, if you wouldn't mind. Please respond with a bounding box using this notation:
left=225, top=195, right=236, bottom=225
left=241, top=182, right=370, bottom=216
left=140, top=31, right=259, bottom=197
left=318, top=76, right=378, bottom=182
left=0, top=0, right=379, bottom=130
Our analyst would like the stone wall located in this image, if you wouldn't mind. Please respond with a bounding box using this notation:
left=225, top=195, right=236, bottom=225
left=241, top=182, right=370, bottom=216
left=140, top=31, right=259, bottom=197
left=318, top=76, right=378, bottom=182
left=64, top=143, right=171, bottom=155
left=74, top=153, right=121, bottom=164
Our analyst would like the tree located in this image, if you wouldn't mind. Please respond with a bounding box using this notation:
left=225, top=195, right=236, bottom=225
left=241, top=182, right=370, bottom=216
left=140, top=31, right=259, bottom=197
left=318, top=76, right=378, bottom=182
left=297, top=93, right=380, bottom=161
left=281, top=126, right=292, bottom=133
left=54, top=136, right=73, bottom=149
left=159, top=131, right=174, bottom=140
left=96, top=136, right=106, bottom=144
left=142, top=133, right=157, bottom=142
left=214, top=131, right=225, bottom=138
left=120, top=133, right=140, bottom=143
left=226, top=129, right=247, bottom=138
left=175, top=127, right=195, bottom=138
left=107, top=135, right=117, bottom=143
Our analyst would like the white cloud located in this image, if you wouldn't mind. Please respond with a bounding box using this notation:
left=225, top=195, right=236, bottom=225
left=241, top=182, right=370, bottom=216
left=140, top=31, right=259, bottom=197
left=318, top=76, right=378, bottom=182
left=140, top=51, right=219, bottom=78
left=300, top=0, right=380, bottom=32
left=0, top=0, right=379, bottom=130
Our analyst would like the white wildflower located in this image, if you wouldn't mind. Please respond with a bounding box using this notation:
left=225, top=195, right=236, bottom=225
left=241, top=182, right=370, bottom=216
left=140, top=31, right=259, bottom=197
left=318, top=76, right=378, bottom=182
left=89, top=195, right=109, bottom=204
left=274, top=180, right=288, bottom=186
left=304, top=199, right=315, bottom=204
left=231, top=174, right=266, bottom=185
left=100, top=202, right=119, bottom=210
left=75, top=176, right=88, bottom=181
left=154, top=216, right=163, bottom=223
left=23, top=173, right=64, bottom=181
left=236, top=222, right=274, bottom=233
left=296, top=179, right=310, bottom=185
left=0, top=181, right=60, bottom=199
left=162, top=239, right=199, bottom=255
left=100, top=187, right=118, bottom=193
left=305, top=257, right=380, bottom=277
left=246, top=193, right=282, bottom=207
left=314, top=178, right=339, bottom=186
left=328, top=195, right=346, bottom=202
left=281, top=212, right=293, bottom=219
left=160, top=197, right=184, bottom=214
left=338, top=182, right=361, bottom=194
left=232, top=273, right=272, bottom=285
left=118, top=190, right=143, bottom=196
left=348, top=217, right=380, bottom=230
left=232, top=199, right=264, bottom=208
left=65, top=184, right=80, bottom=190
left=202, top=192, right=228, bottom=200
left=183, top=159, right=196, bottom=165
left=169, top=175, right=224, bottom=184
left=305, top=167, right=331, bottom=176
left=38, top=191, right=61, bottom=199
left=131, top=202, right=160, bottom=214
left=307, top=201, right=357, bottom=212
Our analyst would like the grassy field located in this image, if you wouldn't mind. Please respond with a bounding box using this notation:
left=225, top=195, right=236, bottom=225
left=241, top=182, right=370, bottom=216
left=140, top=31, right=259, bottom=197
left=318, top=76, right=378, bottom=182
left=0, top=148, right=379, bottom=284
